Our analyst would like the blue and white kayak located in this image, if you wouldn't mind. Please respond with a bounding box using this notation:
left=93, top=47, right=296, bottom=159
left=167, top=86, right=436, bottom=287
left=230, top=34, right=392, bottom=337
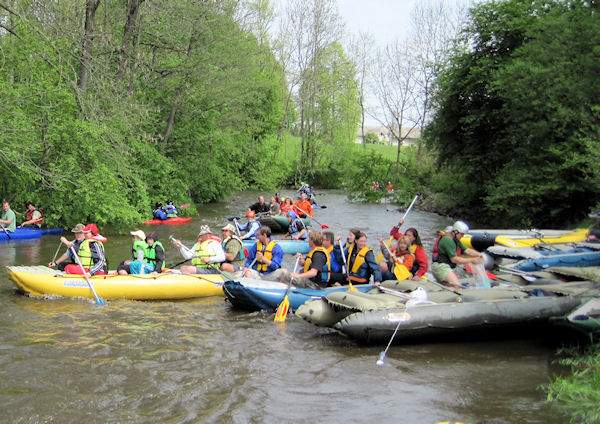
left=511, top=250, right=600, bottom=272
left=242, top=239, right=310, bottom=255
left=0, top=227, right=63, bottom=241
left=223, top=278, right=374, bottom=312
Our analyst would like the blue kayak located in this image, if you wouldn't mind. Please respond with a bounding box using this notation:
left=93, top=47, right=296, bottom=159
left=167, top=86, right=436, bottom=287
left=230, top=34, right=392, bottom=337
left=512, top=250, right=600, bottom=272
left=0, top=227, right=63, bottom=241
left=242, top=239, right=310, bottom=255
left=223, top=278, right=374, bottom=312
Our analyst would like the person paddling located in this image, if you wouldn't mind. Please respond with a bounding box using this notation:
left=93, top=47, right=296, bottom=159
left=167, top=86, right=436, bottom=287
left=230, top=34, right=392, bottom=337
left=379, top=235, right=414, bottom=281
left=431, top=220, right=484, bottom=289
left=49, top=223, right=86, bottom=271
left=19, top=202, right=43, bottom=228
left=0, top=200, right=16, bottom=233
left=237, top=210, right=261, bottom=240
left=242, top=226, right=284, bottom=281
left=64, top=223, right=107, bottom=277
left=279, top=231, right=330, bottom=289
left=153, top=201, right=168, bottom=220
left=172, top=225, right=225, bottom=275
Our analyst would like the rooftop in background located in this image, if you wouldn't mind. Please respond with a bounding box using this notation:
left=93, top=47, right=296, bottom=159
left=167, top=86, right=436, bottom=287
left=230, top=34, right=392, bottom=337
left=356, top=125, right=421, bottom=146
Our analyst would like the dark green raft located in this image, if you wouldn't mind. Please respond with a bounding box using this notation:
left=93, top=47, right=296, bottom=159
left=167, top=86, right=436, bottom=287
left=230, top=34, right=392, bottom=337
left=296, top=280, right=597, bottom=344
left=551, top=298, right=600, bottom=337
left=258, top=214, right=311, bottom=233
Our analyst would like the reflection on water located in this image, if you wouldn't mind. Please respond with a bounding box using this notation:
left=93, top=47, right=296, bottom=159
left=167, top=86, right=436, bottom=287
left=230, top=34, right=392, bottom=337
left=0, top=191, right=570, bottom=423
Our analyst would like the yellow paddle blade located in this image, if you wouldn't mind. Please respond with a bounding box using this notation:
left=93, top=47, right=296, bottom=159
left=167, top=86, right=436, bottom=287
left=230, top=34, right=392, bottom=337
left=274, top=295, right=290, bottom=322
left=347, top=281, right=358, bottom=292
left=376, top=236, right=393, bottom=263
left=393, top=263, right=411, bottom=281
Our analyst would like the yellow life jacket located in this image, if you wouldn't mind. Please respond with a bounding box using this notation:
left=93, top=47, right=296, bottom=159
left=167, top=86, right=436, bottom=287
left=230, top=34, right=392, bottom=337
left=256, top=240, right=277, bottom=272
left=78, top=239, right=105, bottom=268
left=303, top=246, right=331, bottom=283
left=347, top=245, right=372, bottom=283
left=192, top=239, right=220, bottom=268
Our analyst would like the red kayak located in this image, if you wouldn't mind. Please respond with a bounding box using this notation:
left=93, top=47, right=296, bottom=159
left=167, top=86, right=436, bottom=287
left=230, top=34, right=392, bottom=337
left=141, top=217, right=192, bottom=225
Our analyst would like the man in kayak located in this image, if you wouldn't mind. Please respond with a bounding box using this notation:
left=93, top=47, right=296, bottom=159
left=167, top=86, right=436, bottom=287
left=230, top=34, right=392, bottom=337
left=153, top=202, right=168, bottom=220
left=173, top=225, right=226, bottom=275
left=248, top=196, right=270, bottom=215
left=49, top=223, right=86, bottom=271
left=0, top=200, right=16, bottom=233
left=431, top=220, right=484, bottom=289
left=237, top=210, right=261, bottom=240
left=19, top=202, right=43, bottom=228
left=242, top=226, right=284, bottom=280
left=282, top=211, right=307, bottom=240
left=164, top=200, right=178, bottom=217
left=280, top=231, right=330, bottom=289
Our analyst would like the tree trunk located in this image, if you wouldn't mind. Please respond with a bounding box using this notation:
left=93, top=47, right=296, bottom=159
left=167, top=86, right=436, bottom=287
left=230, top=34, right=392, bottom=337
left=78, top=0, right=101, bottom=97
left=117, top=0, right=144, bottom=82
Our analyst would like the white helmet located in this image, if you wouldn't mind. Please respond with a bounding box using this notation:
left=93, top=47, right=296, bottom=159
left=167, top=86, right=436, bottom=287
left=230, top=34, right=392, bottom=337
left=451, top=220, right=469, bottom=233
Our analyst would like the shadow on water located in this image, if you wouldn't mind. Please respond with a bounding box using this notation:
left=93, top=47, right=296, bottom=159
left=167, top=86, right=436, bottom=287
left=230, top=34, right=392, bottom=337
left=0, top=190, right=572, bottom=423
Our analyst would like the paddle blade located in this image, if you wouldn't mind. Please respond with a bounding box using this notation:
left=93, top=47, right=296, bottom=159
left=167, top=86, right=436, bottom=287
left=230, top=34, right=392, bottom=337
left=320, top=224, right=329, bottom=229
left=347, top=282, right=358, bottom=292
left=179, top=203, right=191, bottom=209
left=274, top=295, right=290, bottom=322
left=228, top=216, right=241, bottom=222
left=393, top=263, right=411, bottom=281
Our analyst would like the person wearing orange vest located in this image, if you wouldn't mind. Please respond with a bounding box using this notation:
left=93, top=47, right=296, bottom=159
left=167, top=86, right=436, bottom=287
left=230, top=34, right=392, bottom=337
left=389, top=218, right=429, bottom=280
left=431, top=220, right=483, bottom=289
left=281, top=231, right=331, bottom=289
left=379, top=235, right=415, bottom=281
left=173, top=225, right=225, bottom=275
left=242, top=226, right=284, bottom=280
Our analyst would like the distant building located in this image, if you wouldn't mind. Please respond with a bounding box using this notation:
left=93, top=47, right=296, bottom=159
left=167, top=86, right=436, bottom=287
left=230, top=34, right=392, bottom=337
left=356, top=125, right=421, bottom=146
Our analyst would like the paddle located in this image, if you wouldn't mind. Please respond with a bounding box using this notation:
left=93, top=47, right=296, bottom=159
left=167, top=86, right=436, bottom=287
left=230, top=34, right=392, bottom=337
left=376, top=194, right=419, bottom=262
left=227, top=216, right=242, bottom=222
left=274, top=256, right=301, bottom=322
left=69, top=246, right=104, bottom=306
left=50, top=241, right=62, bottom=264
left=293, top=205, right=329, bottom=229
left=0, top=222, right=12, bottom=240
left=424, top=276, right=464, bottom=299
left=376, top=317, right=403, bottom=366
left=232, top=219, right=242, bottom=237
left=338, top=240, right=358, bottom=291
left=497, top=266, right=538, bottom=282
left=178, top=203, right=190, bottom=209
left=382, top=243, right=412, bottom=281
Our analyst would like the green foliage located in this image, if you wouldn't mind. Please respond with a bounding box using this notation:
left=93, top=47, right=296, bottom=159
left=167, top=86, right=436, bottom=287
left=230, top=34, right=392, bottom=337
left=363, top=132, right=380, bottom=144
left=545, top=343, right=600, bottom=423
left=426, top=0, right=600, bottom=227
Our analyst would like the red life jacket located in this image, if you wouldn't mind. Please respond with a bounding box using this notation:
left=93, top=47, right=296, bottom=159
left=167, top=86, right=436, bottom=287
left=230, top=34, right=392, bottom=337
left=432, top=233, right=461, bottom=268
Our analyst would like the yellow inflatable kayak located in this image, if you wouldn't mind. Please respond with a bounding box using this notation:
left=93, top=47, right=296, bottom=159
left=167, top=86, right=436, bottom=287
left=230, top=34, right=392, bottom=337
left=462, top=228, right=589, bottom=249
left=6, top=266, right=225, bottom=300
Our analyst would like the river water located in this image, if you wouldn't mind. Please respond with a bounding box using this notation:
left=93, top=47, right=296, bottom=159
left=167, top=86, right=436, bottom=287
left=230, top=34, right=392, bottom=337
left=0, top=190, right=571, bottom=424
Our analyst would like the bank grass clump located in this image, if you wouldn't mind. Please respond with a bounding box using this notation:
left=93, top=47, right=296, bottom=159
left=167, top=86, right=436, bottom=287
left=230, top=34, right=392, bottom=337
left=545, top=342, right=600, bottom=423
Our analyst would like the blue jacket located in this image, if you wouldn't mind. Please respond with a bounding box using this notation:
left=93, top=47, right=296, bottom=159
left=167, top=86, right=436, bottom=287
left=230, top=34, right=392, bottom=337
left=238, top=220, right=262, bottom=240
left=244, top=240, right=284, bottom=274
left=153, top=208, right=168, bottom=220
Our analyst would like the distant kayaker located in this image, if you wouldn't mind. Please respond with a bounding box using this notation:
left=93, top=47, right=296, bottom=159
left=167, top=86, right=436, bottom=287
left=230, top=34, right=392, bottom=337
left=19, top=202, right=43, bottom=228
left=0, top=200, right=16, bottom=233
left=49, top=223, right=86, bottom=271
left=64, top=223, right=108, bottom=276
left=164, top=199, right=178, bottom=217
left=242, top=226, right=284, bottom=280
left=431, top=220, right=483, bottom=289
left=237, top=210, right=261, bottom=240
left=220, top=223, right=245, bottom=273
left=282, top=211, right=307, bottom=240
left=248, top=196, right=270, bottom=215
left=280, top=231, right=330, bottom=289
left=153, top=201, right=167, bottom=220
left=172, top=225, right=225, bottom=275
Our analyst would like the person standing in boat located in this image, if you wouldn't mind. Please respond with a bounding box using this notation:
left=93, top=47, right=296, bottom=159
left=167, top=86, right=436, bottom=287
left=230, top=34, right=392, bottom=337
left=280, top=231, right=331, bottom=289
left=64, top=223, right=107, bottom=276
left=248, top=196, right=270, bottom=215
left=220, top=223, right=245, bottom=273
left=282, top=211, right=308, bottom=240
left=19, top=202, right=43, bottom=228
left=345, top=232, right=382, bottom=285
left=153, top=201, right=168, bottom=220
left=0, top=200, right=16, bottom=233
left=237, top=210, right=261, bottom=240
left=431, top=220, right=484, bottom=289
left=49, top=223, right=86, bottom=271
left=172, top=225, right=226, bottom=275
left=242, top=226, right=284, bottom=280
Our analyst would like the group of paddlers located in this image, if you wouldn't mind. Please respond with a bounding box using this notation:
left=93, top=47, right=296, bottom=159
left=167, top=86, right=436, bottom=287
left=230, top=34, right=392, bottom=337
left=0, top=200, right=44, bottom=233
